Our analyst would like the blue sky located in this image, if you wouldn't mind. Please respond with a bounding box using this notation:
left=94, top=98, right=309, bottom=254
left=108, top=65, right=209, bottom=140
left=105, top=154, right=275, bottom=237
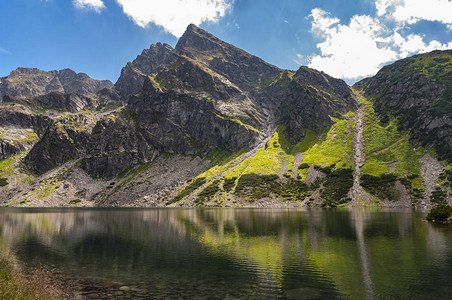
left=1, top=0, right=451, bottom=84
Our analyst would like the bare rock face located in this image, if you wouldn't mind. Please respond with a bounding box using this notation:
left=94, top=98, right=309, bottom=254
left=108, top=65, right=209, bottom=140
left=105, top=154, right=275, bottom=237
left=177, top=25, right=356, bottom=137
left=80, top=112, right=158, bottom=179
left=0, top=67, right=113, bottom=101
left=24, top=125, right=82, bottom=174
left=130, top=77, right=261, bottom=154
left=4, top=92, right=94, bottom=113
left=355, top=50, right=452, bottom=161
left=0, top=127, right=39, bottom=160
left=23, top=114, right=96, bottom=174
left=0, top=104, right=46, bottom=160
left=175, top=24, right=281, bottom=91
left=114, top=43, right=177, bottom=100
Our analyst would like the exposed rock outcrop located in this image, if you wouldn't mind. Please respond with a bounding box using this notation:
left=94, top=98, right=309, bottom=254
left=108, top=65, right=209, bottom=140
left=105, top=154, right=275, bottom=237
left=0, top=103, right=51, bottom=135
left=24, top=114, right=95, bottom=174
left=4, top=92, right=94, bottom=113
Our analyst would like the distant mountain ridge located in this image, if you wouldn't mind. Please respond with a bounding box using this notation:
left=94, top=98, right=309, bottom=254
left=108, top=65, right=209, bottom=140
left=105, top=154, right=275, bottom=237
left=0, top=24, right=450, bottom=208
left=0, top=67, right=113, bottom=100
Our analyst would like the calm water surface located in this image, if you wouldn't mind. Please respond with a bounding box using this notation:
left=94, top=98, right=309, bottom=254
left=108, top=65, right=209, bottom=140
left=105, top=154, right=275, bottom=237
left=0, top=208, right=451, bottom=299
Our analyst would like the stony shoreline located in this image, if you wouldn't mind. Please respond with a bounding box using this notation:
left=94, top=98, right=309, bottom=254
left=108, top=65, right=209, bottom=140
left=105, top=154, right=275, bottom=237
left=23, top=264, right=155, bottom=299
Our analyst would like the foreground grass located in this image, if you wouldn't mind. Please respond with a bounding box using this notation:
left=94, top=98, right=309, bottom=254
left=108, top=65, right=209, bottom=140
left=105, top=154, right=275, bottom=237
left=0, top=254, right=63, bottom=299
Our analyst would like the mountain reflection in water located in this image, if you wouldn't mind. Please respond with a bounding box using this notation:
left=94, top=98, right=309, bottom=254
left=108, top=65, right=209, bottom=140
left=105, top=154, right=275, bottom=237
left=0, top=208, right=451, bottom=299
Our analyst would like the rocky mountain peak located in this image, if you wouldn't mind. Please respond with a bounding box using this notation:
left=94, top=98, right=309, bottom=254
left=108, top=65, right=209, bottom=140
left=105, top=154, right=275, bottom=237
left=0, top=67, right=113, bottom=101
left=58, top=68, right=77, bottom=79
left=114, top=24, right=283, bottom=101
left=175, top=23, right=223, bottom=53
left=114, top=42, right=177, bottom=99
left=9, top=67, right=56, bottom=77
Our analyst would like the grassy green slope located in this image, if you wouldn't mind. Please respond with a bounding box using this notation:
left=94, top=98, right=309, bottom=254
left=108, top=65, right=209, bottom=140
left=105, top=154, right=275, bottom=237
left=357, top=93, right=425, bottom=202
left=356, top=50, right=452, bottom=161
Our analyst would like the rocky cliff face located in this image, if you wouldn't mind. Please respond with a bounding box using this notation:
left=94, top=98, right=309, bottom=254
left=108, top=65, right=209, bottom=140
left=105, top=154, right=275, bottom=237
left=0, top=68, right=113, bottom=101
left=355, top=50, right=452, bottom=161
left=175, top=24, right=281, bottom=92
left=0, top=71, right=118, bottom=169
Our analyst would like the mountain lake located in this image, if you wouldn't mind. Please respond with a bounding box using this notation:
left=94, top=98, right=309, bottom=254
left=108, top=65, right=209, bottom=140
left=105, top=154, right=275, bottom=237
left=0, top=208, right=451, bottom=299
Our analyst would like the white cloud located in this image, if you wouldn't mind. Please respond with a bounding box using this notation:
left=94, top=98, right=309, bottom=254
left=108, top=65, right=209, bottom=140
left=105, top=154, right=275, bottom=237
left=309, top=8, right=339, bottom=34
left=307, top=9, right=398, bottom=80
left=376, top=0, right=452, bottom=24
left=0, top=46, right=10, bottom=54
left=305, top=7, right=452, bottom=81
left=375, top=0, right=395, bottom=16
left=115, top=0, right=232, bottom=37
left=392, top=32, right=452, bottom=56
left=73, top=0, right=105, bottom=13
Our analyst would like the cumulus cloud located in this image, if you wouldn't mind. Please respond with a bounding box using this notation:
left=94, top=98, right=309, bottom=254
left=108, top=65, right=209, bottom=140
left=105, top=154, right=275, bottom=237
left=310, top=8, right=340, bottom=33
left=307, top=9, right=398, bottom=80
left=115, top=0, right=232, bottom=37
left=376, top=0, right=452, bottom=24
left=304, top=7, right=452, bottom=81
left=392, top=32, right=452, bottom=56
left=73, top=0, right=105, bottom=13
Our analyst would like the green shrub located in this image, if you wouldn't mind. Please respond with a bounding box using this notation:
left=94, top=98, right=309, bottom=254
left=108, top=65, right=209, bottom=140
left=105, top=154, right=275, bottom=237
left=426, top=205, right=452, bottom=222
left=431, top=187, right=447, bottom=205
left=0, top=177, right=8, bottom=186
left=235, top=173, right=308, bottom=201
left=275, top=178, right=308, bottom=200
left=69, top=199, right=81, bottom=205
left=360, top=173, right=398, bottom=200
left=223, top=177, right=236, bottom=192
left=298, top=163, right=309, bottom=170
left=321, top=168, right=354, bottom=206
left=195, top=180, right=220, bottom=204
left=235, top=174, right=278, bottom=193
left=313, top=164, right=334, bottom=175
left=167, top=177, right=206, bottom=205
